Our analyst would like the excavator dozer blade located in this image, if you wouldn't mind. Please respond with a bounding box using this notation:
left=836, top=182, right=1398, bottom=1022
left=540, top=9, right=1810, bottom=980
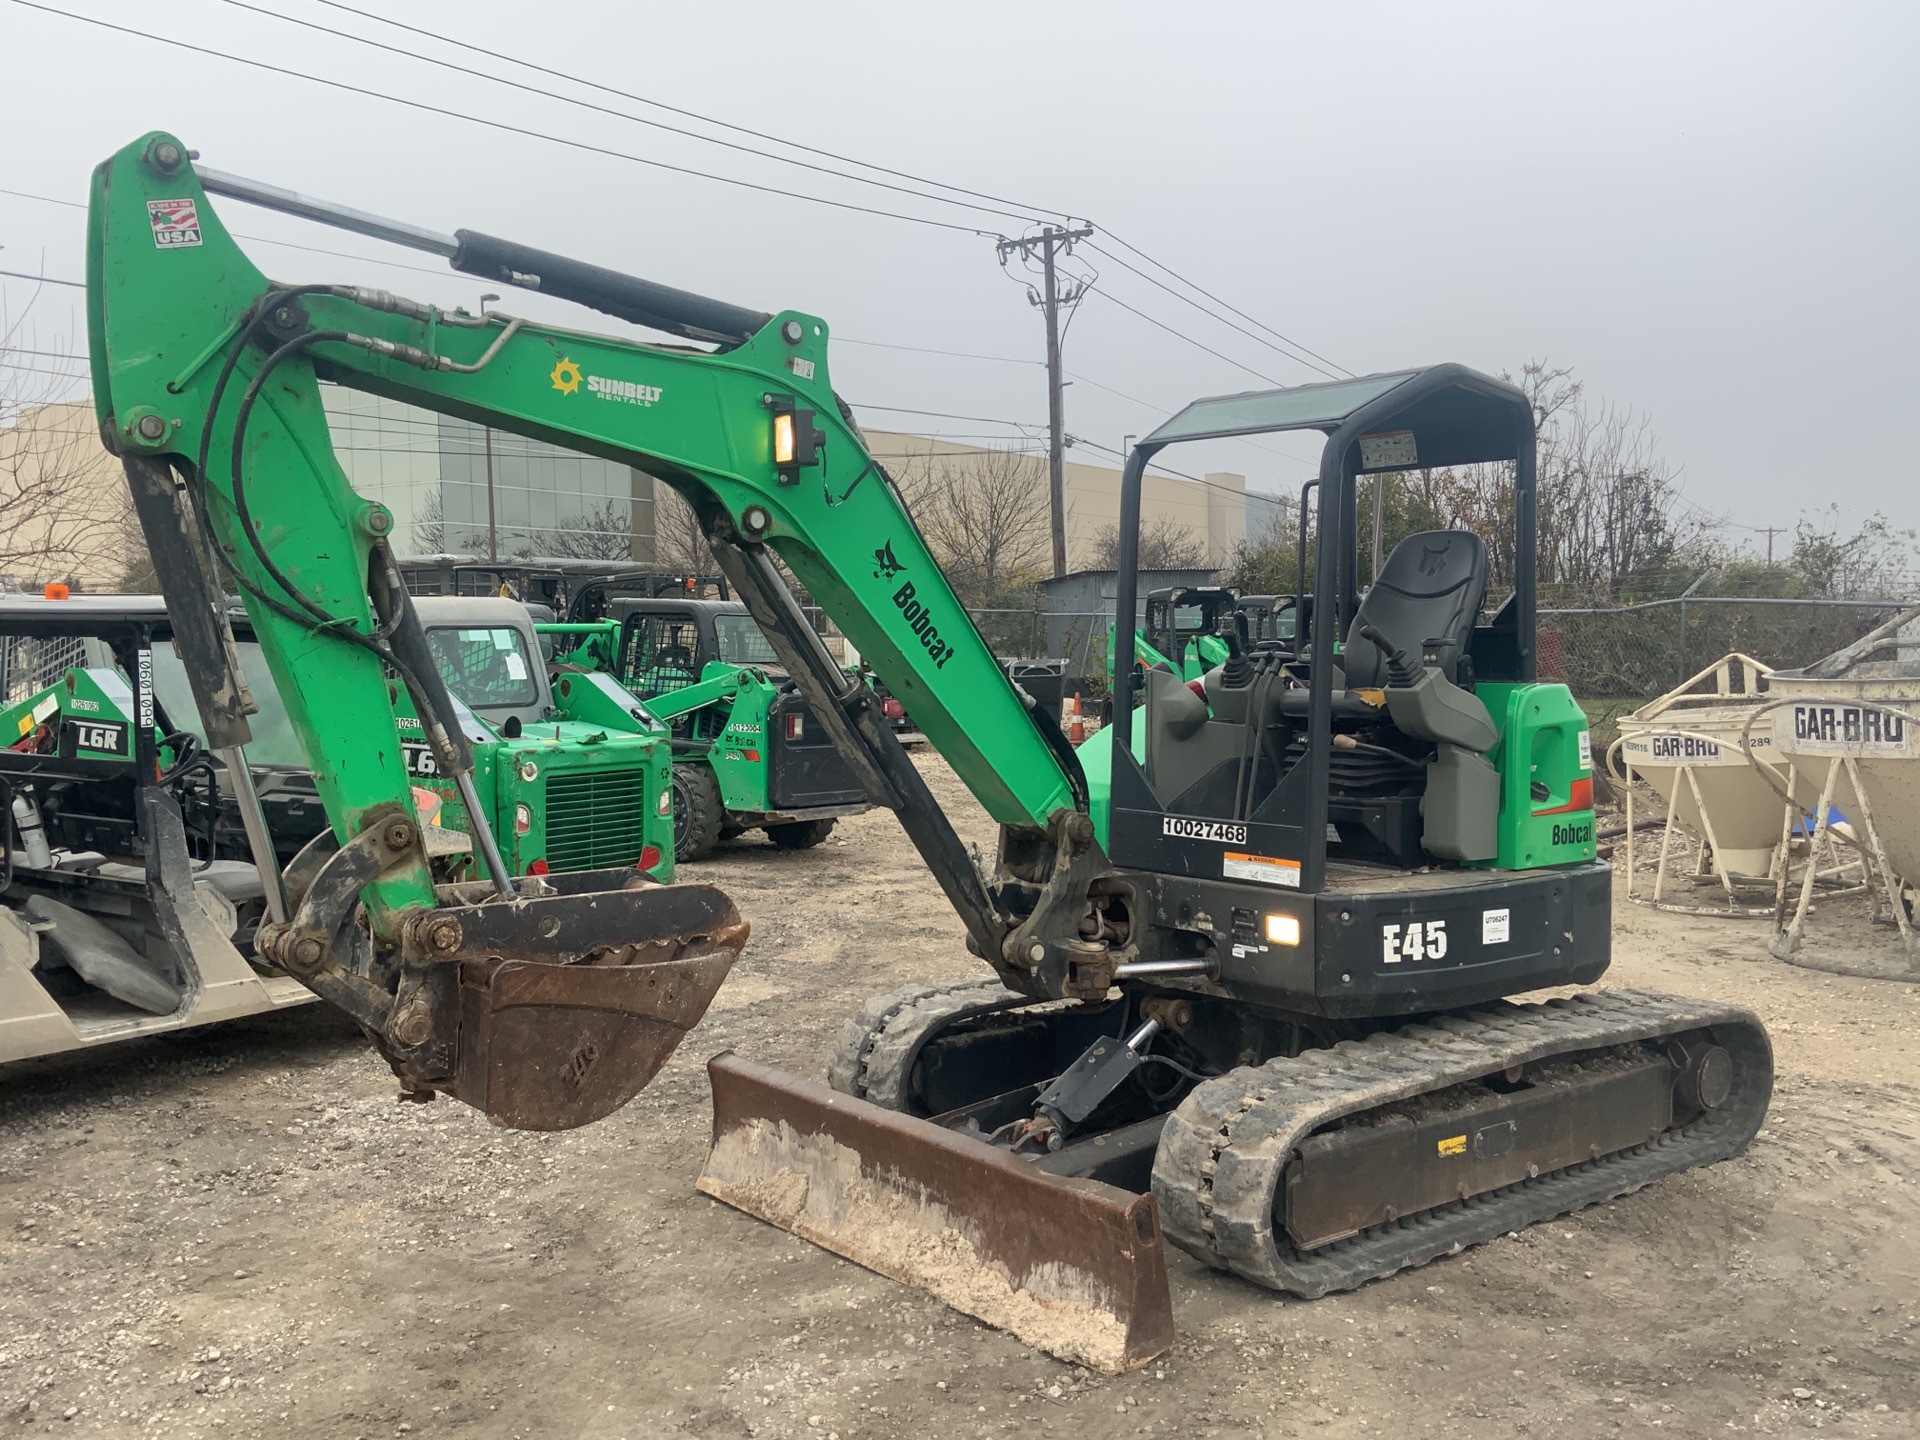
left=426, top=877, right=749, bottom=1131
left=698, top=1052, right=1175, bottom=1374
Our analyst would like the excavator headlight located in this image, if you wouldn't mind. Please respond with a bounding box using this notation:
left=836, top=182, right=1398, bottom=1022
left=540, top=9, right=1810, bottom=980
left=766, top=396, right=822, bottom=476
left=1264, top=912, right=1301, bottom=947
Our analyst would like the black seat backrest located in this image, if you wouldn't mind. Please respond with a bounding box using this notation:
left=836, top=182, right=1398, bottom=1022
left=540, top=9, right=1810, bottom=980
left=1344, top=530, right=1488, bottom=687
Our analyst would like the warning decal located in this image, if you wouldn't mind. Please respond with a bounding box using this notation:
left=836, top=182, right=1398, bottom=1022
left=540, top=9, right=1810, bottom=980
left=147, top=198, right=203, bottom=248
left=1223, top=851, right=1302, bottom=889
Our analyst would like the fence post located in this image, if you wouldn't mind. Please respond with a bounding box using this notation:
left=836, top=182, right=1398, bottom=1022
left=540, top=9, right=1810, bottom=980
left=1674, top=568, right=1717, bottom=685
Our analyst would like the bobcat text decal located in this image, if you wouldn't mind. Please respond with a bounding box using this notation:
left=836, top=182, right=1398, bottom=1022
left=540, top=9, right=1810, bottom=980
left=891, top=580, right=955, bottom=669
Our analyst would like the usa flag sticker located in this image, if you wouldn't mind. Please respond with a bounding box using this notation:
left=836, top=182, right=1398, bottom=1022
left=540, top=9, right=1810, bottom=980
left=147, top=198, right=203, bottom=248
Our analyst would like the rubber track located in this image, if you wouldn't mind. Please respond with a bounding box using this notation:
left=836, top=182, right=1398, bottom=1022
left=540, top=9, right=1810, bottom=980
left=1152, top=988, right=1773, bottom=1298
left=825, top=978, right=1025, bottom=1110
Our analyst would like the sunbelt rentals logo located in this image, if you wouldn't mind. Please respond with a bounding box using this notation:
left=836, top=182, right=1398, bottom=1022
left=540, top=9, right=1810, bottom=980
left=550, top=356, right=662, bottom=407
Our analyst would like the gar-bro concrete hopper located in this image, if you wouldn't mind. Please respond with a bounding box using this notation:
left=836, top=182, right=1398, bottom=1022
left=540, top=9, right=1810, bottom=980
left=1614, top=654, right=1788, bottom=911
left=1758, top=604, right=1920, bottom=957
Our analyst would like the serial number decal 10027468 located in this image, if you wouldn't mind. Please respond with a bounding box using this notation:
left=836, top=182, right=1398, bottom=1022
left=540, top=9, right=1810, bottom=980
left=1163, top=816, right=1248, bottom=845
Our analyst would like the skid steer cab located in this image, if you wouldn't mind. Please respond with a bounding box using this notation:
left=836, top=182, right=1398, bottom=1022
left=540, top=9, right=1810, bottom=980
left=402, top=597, right=676, bottom=881
left=542, top=598, right=870, bottom=861
left=0, top=594, right=317, bottom=1063
left=1139, top=585, right=1239, bottom=681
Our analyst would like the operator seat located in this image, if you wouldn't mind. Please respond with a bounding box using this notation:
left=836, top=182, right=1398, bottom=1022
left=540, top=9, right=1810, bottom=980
left=1343, top=530, right=1487, bottom=688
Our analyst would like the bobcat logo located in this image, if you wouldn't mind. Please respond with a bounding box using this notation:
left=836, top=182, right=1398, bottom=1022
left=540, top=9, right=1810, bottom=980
left=1418, top=542, right=1451, bottom=577
left=872, top=541, right=905, bottom=580
left=560, top=1042, right=600, bottom=1091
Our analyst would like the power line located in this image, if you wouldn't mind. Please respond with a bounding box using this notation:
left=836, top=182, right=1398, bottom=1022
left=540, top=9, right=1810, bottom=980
left=1068, top=436, right=1202, bottom=484
left=1087, top=290, right=1282, bottom=387
left=1081, top=241, right=1344, bottom=381
left=302, top=1, right=1330, bottom=393
left=836, top=336, right=1035, bottom=366
left=13, top=3, right=1344, bottom=391
left=297, top=0, right=1344, bottom=380
left=1, top=359, right=88, bottom=382
left=308, top=0, right=1074, bottom=225
left=1064, top=368, right=1319, bottom=469
left=218, top=0, right=1046, bottom=230
left=1096, top=230, right=1352, bottom=378
left=11, top=1, right=1001, bottom=239
left=2, top=184, right=454, bottom=279
left=0, top=268, right=82, bottom=289
left=850, top=401, right=1043, bottom=430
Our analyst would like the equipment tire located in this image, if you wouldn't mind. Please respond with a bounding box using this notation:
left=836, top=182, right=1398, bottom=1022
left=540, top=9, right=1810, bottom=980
left=671, top=763, right=725, bottom=862
left=766, top=818, right=835, bottom=850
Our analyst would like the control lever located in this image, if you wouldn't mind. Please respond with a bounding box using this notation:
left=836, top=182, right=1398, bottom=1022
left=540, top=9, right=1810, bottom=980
left=1217, top=626, right=1252, bottom=689
left=1357, top=624, right=1422, bottom=688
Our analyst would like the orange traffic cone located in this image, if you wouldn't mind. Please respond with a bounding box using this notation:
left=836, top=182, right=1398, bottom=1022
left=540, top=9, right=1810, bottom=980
left=1068, top=692, right=1086, bottom=746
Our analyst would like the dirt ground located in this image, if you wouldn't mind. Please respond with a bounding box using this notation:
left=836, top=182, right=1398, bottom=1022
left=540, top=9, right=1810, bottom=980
left=3, top=752, right=1917, bottom=1440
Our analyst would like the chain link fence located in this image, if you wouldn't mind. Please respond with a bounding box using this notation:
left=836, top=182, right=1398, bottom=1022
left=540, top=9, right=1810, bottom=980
left=0, top=634, right=91, bottom=708
left=955, top=591, right=1917, bottom=751
left=1540, top=595, right=1916, bottom=749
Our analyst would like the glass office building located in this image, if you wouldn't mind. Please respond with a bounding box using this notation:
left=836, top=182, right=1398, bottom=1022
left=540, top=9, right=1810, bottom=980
left=320, top=386, right=657, bottom=563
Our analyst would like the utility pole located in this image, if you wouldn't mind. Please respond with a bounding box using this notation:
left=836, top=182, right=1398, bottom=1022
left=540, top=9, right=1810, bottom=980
left=1756, top=525, right=1788, bottom=565
left=998, top=226, right=1094, bottom=578
left=480, top=293, right=501, bottom=563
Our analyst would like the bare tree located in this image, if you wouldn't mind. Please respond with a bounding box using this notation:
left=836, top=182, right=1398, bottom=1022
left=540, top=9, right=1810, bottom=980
left=651, top=482, right=717, bottom=571
left=1232, top=362, right=1711, bottom=603
left=1088, top=513, right=1209, bottom=572
left=1784, top=507, right=1918, bottom=600
left=0, top=318, right=127, bottom=590
left=410, top=488, right=452, bottom=554
left=891, top=444, right=1052, bottom=606
left=536, top=497, right=638, bottom=561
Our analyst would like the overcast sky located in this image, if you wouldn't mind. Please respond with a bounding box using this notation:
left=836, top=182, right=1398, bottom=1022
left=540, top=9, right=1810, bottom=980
left=4, top=0, right=1915, bottom=547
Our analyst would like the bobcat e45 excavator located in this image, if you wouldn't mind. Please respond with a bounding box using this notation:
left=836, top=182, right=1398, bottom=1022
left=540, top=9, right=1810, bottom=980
left=88, top=132, right=1771, bottom=1374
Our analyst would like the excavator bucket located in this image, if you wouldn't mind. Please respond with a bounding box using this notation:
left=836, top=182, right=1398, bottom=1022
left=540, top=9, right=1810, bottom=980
left=698, top=1053, right=1175, bottom=1373
left=401, top=877, right=749, bottom=1131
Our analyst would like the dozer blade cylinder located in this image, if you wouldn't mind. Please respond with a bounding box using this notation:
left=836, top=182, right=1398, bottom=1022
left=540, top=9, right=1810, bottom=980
left=698, top=1052, right=1175, bottom=1374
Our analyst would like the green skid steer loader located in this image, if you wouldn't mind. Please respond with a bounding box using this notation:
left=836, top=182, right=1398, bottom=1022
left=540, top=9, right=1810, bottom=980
left=544, top=597, right=870, bottom=861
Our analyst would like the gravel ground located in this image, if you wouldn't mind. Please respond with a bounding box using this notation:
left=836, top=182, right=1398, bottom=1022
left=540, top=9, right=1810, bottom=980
left=3, top=752, right=1917, bottom=1439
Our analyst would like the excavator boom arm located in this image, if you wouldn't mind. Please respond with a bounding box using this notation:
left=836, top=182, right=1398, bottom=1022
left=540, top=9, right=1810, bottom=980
left=89, top=132, right=1088, bottom=989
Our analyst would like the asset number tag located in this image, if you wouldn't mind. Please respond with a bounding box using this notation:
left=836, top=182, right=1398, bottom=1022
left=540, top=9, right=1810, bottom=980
left=1163, top=816, right=1247, bottom=845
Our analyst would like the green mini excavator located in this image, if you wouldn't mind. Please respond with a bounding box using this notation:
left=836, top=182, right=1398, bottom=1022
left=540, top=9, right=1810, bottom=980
left=87, top=132, right=1771, bottom=1374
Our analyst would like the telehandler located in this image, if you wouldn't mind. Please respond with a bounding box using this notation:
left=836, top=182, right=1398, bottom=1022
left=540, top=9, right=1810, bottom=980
left=87, top=132, right=1770, bottom=1373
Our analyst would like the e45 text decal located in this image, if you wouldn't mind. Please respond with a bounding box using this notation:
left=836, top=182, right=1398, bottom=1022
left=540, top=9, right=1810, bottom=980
left=1382, top=919, right=1448, bottom=964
